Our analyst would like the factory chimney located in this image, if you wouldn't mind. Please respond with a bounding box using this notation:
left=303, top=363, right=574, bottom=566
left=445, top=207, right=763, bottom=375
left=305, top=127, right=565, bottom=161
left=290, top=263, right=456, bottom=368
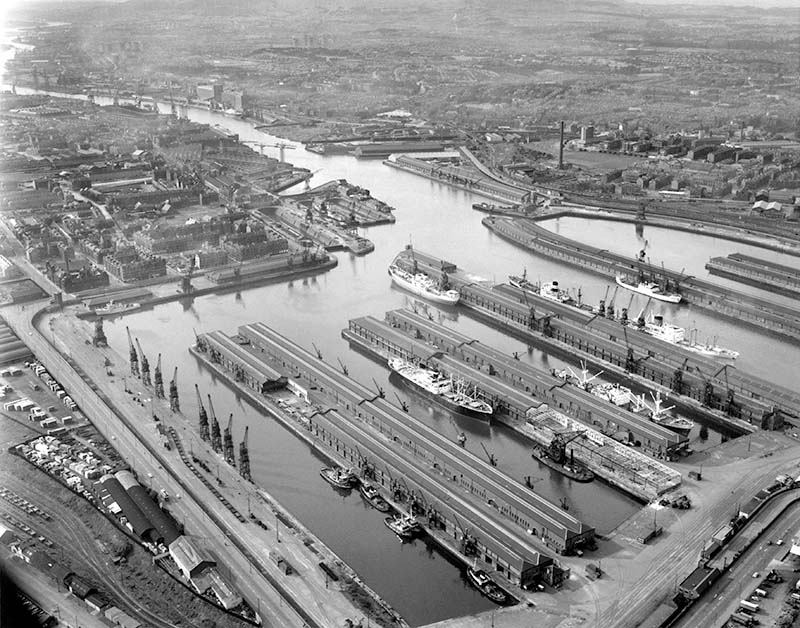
left=558, top=120, right=565, bottom=170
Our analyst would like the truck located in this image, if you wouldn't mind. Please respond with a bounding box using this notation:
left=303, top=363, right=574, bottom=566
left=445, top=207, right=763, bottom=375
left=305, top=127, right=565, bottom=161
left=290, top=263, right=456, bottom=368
left=754, top=588, right=767, bottom=598
left=739, top=599, right=760, bottom=613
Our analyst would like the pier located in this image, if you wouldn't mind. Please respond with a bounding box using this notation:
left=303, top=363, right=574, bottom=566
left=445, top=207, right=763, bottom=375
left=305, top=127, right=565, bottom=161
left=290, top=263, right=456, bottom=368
left=392, top=247, right=800, bottom=425
left=706, top=253, right=800, bottom=300
left=482, top=215, right=800, bottom=343
left=192, top=322, right=599, bottom=591
left=343, top=311, right=683, bottom=501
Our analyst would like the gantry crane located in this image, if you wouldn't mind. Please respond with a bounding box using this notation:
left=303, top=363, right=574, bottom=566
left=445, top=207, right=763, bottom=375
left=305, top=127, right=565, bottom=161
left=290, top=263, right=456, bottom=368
left=135, top=338, right=151, bottom=387
left=154, top=354, right=164, bottom=399
left=223, top=413, right=235, bottom=467
left=126, top=327, right=139, bottom=378
left=547, top=430, right=586, bottom=466
left=169, top=367, right=180, bottom=412
left=195, top=384, right=209, bottom=442
left=238, top=426, right=251, bottom=482
left=207, top=394, right=221, bottom=453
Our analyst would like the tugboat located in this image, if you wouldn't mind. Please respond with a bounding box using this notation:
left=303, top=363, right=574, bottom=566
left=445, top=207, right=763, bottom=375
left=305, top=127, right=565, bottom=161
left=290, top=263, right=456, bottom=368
left=615, top=274, right=681, bottom=304
left=384, top=513, right=421, bottom=540
left=359, top=482, right=391, bottom=512
left=466, top=567, right=509, bottom=604
left=508, top=268, right=537, bottom=292
left=319, top=467, right=359, bottom=490
left=388, top=357, right=493, bottom=420
left=531, top=431, right=595, bottom=483
left=388, top=262, right=460, bottom=305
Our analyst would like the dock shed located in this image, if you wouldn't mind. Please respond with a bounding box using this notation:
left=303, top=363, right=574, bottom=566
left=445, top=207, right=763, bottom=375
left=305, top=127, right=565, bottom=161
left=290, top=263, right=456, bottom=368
left=115, top=470, right=180, bottom=545
left=168, top=535, right=216, bottom=579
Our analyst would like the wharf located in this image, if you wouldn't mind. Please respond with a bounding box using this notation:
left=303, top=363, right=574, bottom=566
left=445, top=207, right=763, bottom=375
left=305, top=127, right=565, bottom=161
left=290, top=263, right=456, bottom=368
left=285, top=179, right=396, bottom=226
left=394, top=247, right=799, bottom=424
left=706, top=253, right=800, bottom=299
left=343, top=312, right=683, bottom=502
left=383, top=154, right=534, bottom=205
left=193, top=323, right=598, bottom=590
left=482, top=215, right=800, bottom=343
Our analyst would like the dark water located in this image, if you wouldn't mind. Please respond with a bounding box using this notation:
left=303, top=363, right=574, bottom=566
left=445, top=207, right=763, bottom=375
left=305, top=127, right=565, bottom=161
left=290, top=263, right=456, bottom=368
left=86, top=102, right=800, bottom=626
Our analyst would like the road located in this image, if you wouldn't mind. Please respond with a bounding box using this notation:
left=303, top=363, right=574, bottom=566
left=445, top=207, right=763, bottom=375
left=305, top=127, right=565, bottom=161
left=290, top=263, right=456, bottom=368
left=674, top=496, right=800, bottom=628
left=1, top=299, right=372, bottom=628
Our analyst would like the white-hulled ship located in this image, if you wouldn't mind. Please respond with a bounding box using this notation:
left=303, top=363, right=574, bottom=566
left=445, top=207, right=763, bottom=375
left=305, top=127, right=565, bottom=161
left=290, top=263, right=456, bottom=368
left=639, top=314, right=739, bottom=360
left=615, top=274, right=682, bottom=304
left=94, top=300, right=141, bottom=316
left=388, top=357, right=493, bottom=419
left=509, top=270, right=574, bottom=304
left=388, top=263, right=460, bottom=305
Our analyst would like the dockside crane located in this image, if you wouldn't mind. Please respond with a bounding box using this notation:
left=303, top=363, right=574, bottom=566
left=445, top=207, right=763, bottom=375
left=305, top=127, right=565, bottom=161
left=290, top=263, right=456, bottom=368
left=598, top=286, right=610, bottom=317
left=547, top=430, right=586, bottom=466
left=606, top=286, right=619, bottom=320
left=622, top=326, right=639, bottom=373
left=126, top=327, right=139, bottom=378
left=223, top=413, right=235, bottom=467
left=480, top=443, right=498, bottom=467
left=452, top=514, right=479, bottom=556
left=238, top=426, right=251, bottom=482
left=154, top=354, right=164, bottom=399
left=714, top=363, right=740, bottom=418
left=207, top=394, right=222, bottom=453
left=195, top=384, right=210, bottom=442
left=371, top=378, right=385, bottom=398
left=671, top=358, right=689, bottom=396
left=620, top=294, right=635, bottom=325
left=312, top=342, right=323, bottom=359
left=168, top=367, right=180, bottom=412
left=393, top=392, right=408, bottom=412
left=336, top=357, right=348, bottom=376
left=136, top=339, right=151, bottom=387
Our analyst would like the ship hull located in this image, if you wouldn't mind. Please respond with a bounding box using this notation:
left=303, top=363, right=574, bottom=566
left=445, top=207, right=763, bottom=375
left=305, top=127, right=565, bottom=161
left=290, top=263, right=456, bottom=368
left=389, top=266, right=459, bottom=305
left=390, top=370, right=492, bottom=421
left=654, top=420, right=693, bottom=438
left=531, top=447, right=595, bottom=482
left=615, top=275, right=682, bottom=304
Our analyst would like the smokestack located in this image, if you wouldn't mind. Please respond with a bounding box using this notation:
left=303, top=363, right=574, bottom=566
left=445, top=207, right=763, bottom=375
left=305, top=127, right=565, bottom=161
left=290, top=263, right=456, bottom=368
left=558, top=120, right=565, bottom=170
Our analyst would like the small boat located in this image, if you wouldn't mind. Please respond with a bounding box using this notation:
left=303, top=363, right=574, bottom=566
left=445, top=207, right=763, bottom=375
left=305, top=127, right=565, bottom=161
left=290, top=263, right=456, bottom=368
left=388, top=262, right=460, bottom=305
left=320, top=467, right=359, bottom=490
left=384, top=513, right=421, bottom=540
left=359, top=482, right=391, bottom=512
left=615, top=274, right=681, bottom=304
left=466, top=567, right=508, bottom=604
left=344, top=235, right=375, bottom=256
left=539, top=280, right=574, bottom=304
left=508, top=268, right=537, bottom=293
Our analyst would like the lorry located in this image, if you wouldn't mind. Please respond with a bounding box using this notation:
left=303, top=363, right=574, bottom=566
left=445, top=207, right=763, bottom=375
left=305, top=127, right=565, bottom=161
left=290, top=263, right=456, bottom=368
left=738, top=599, right=760, bottom=613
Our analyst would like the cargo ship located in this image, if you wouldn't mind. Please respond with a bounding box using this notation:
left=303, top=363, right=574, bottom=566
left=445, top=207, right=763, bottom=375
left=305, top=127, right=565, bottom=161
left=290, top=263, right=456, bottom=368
left=639, top=314, right=739, bottom=360
left=94, top=300, right=141, bottom=317
left=388, top=263, right=460, bottom=305
left=615, top=274, right=682, bottom=304
left=631, top=391, right=694, bottom=437
left=388, top=357, right=493, bottom=420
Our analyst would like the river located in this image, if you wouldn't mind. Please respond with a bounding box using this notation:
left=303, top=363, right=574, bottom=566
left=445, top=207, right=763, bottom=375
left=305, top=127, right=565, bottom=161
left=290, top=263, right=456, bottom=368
left=8, top=88, right=800, bottom=626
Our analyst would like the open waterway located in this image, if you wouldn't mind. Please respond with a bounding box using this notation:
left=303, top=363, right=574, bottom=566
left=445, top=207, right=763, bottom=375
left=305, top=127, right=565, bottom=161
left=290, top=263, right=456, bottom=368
left=7, top=86, right=800, bottom=625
